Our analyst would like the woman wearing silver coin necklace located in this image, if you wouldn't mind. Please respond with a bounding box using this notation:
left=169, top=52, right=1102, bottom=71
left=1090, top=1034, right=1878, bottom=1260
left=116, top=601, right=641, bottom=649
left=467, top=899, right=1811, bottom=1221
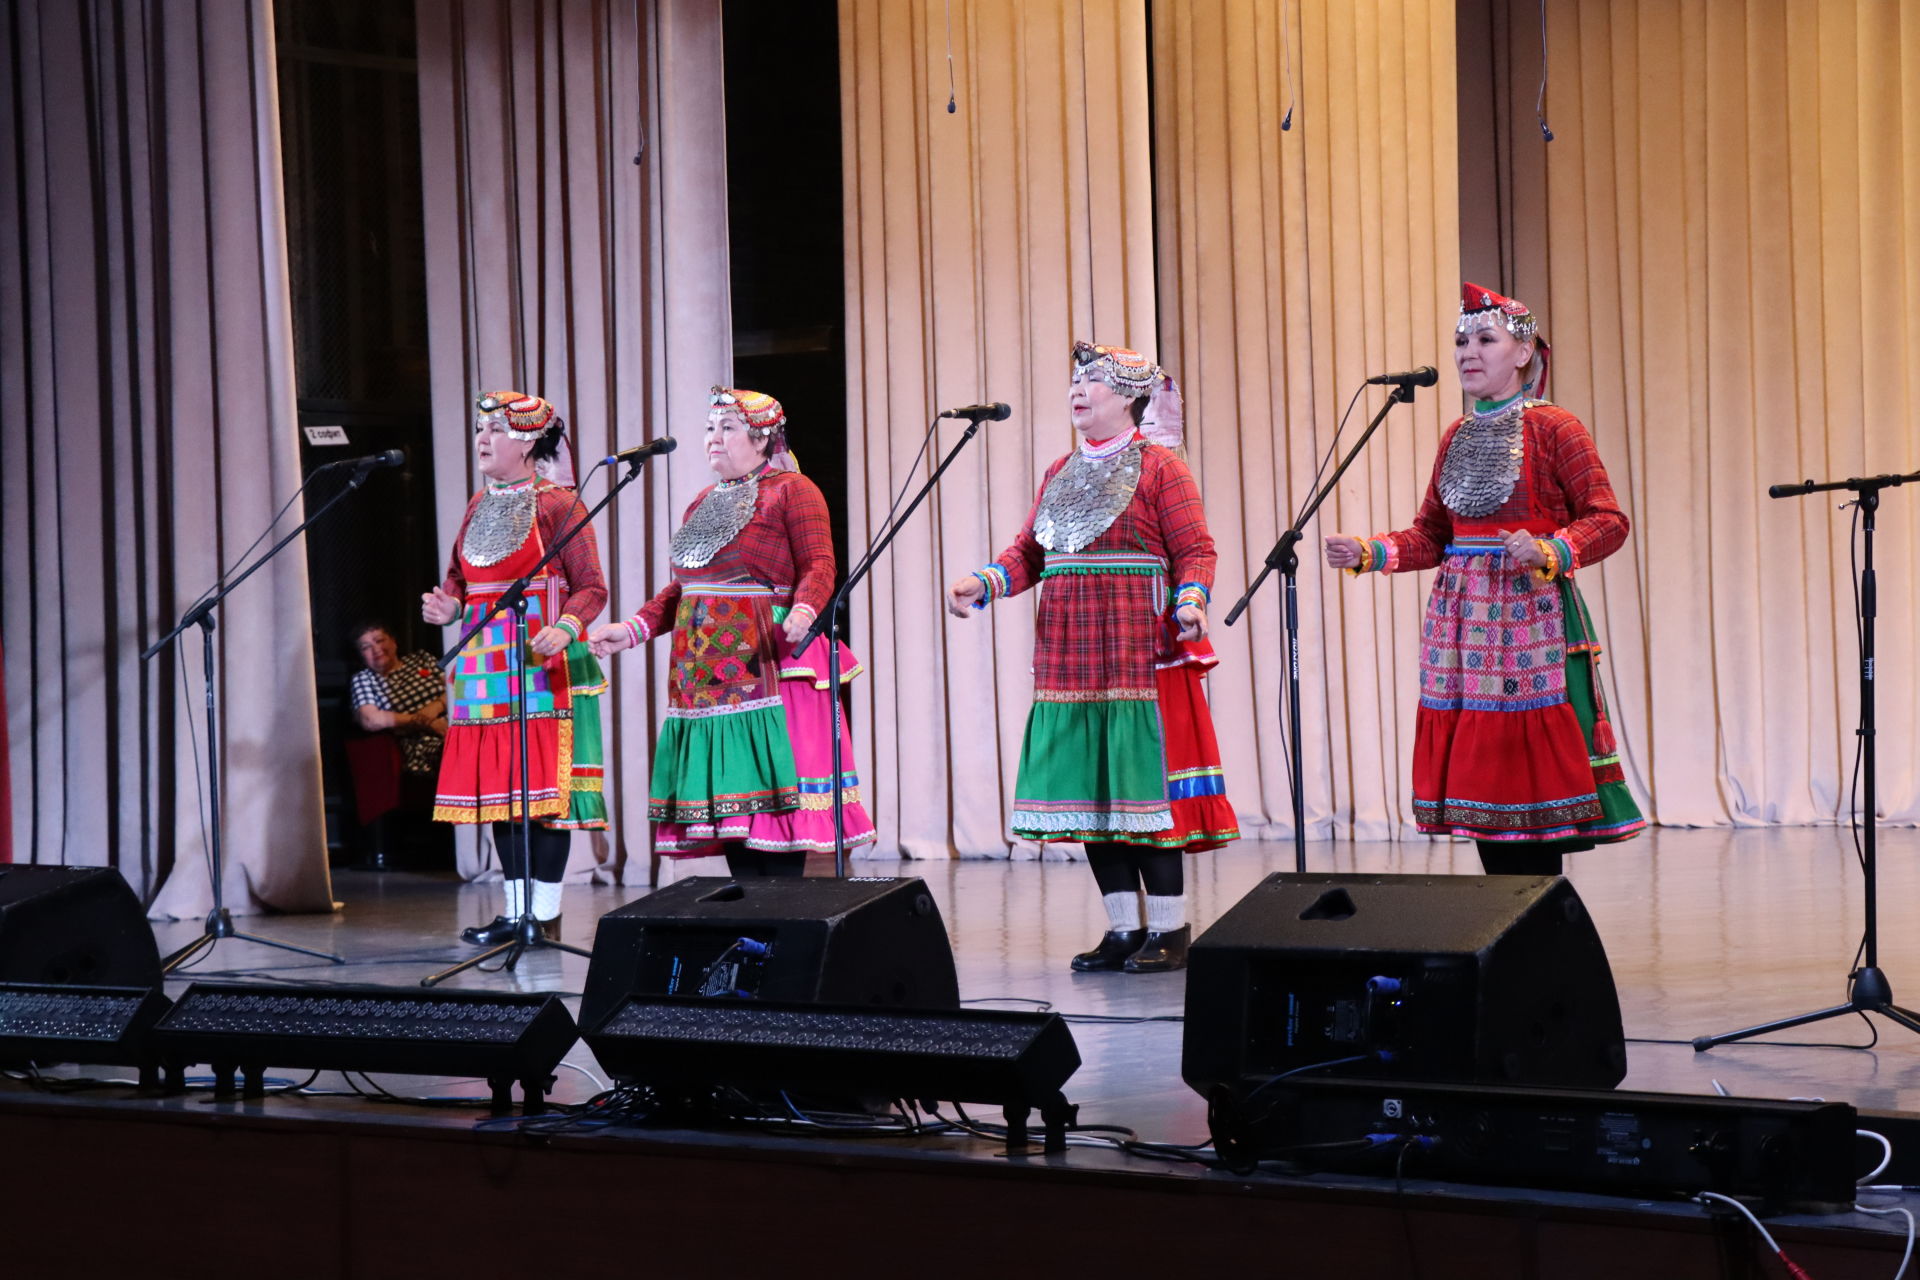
left=1325, top=283, right=1644, bottom=876
left=589, top=387, right=875, bottom=876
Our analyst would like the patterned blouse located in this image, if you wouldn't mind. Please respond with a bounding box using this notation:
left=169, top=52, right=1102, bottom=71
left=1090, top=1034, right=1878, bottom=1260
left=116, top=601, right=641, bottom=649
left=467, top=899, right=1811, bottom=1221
left=1378, top=402, right=1629, bottom=573
left=439, top=480, right=608, bottom=640
left=349, top=651, right=445, bottom=774
left=626, top=470, right=837, bottom=642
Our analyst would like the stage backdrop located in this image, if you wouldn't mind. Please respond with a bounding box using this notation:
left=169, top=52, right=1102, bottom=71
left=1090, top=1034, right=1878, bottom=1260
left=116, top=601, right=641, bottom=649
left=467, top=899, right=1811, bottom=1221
left=840, top=0, right=1462, bottom=856
left=1464, top=0, right=1920, bottom=827
left=415, top=0, right=731, bottom=884
left=839, top=0, right=1160, bottom=859
left=1, top=0, right=334, bottom=915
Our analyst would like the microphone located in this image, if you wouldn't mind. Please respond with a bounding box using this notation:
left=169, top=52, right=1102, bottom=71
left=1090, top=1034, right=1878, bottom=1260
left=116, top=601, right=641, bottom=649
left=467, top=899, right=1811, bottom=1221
left=602, top=436, right=678, bottom=466
left=324, top=448, right=406, bottom=471
left=939, top=402, right=1013, bottom=421
left=1365, top=367, right=1439, bottom=388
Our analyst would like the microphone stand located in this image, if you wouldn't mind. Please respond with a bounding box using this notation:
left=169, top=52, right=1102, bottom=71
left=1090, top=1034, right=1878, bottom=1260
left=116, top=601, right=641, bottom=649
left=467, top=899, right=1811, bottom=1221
left=1222, top=382, right=1420, bottom=873
left=795, top=412, right=995, bottom=876
left=142, top=462, right=390, bottom=971
left=421, top=452, right=655, bottom=987
left=1694, top=467, right=1920, bottom=1049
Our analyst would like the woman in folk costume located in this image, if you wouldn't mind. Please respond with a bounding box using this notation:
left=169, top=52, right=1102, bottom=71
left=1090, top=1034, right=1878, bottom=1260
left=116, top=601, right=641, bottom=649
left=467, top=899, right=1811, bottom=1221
left=946, top=342, right=1239, bottom=975
left=422, top=391, right=609, bottom=943
left=1325, top=283, right=1645, bottom=875
left=588, top=387, right=875, bottom=876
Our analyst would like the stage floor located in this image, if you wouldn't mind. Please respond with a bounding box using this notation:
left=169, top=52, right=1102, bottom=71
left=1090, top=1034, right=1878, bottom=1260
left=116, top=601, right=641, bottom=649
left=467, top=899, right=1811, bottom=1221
left=9, top=824, right=1918, bottom=1275
left=144, top=823, right=1920, bottom=1123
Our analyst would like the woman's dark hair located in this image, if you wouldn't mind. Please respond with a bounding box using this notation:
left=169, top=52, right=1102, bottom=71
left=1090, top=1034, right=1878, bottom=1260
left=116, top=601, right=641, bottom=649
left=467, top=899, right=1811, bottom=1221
left=528, top=416, right=566, bottom=464
left=347, top=618, right=395, bottom=658
left=1127, top=396, right=1149, bottom=427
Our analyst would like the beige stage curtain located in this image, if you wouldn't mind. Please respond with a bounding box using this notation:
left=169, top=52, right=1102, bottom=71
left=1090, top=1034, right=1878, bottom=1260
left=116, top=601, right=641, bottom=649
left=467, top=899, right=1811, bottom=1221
left=1154, top=0, right=1463, bottom=841
left=0, top=0, right=333, bottom=916
left=1467, top=0, right=1920, bottom=826
left=416, top=0, right=731, bottom=884
left=840, top=0, right=1159, bottom=858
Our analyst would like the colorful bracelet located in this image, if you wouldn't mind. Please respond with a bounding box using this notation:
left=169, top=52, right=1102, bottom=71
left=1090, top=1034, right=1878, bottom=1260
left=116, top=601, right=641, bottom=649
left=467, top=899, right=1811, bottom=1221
left=1174, top=583, right=1210, bottom=613
left=1534, top=539, right=1560, bottom=581
left=623, top=618, right=645, bottom=648
left=555, top=614, right=582, bottom=640
left=971, top=564, right=1011, bottom=609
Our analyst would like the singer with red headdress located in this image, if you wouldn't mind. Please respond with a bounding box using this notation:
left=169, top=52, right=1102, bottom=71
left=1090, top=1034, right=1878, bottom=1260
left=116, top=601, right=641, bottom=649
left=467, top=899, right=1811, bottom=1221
left=1326, top=284, right=1644, bottom=875
left=589, top=387, right=876, bottom=877
left=947, top=342, right=1239, bottom=975
left=422, top=391, right=608, bottom=943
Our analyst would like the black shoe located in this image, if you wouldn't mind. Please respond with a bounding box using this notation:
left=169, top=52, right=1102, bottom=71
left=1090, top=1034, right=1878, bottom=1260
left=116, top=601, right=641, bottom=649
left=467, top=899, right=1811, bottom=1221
left=1070, top=928, right=1148, bottom=972
left=460, top=915, right=520, bottom=947
left=1123, top=925, right=1191, bottom=973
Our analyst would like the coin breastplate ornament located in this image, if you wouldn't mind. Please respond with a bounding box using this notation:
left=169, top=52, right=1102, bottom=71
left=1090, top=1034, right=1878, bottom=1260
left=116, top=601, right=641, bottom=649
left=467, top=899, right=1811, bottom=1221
left=1033, top=442, right=1145, bottom=553
left=462, top=484, right=539, bottom=567
left=1439, top=399, right=1528, bottom=519
left=671, top=474, right=762, bottom=569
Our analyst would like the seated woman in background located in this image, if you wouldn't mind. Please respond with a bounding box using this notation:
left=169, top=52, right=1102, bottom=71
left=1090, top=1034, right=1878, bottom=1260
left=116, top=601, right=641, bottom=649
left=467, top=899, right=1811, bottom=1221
left=346, top=620, right=447, bottom=866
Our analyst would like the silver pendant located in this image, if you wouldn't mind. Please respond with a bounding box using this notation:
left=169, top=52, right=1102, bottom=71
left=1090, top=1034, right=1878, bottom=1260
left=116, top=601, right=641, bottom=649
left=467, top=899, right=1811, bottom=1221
left=1033, top=442, right=1144, bottom=553
left=671, top=475, right=760, bottom=569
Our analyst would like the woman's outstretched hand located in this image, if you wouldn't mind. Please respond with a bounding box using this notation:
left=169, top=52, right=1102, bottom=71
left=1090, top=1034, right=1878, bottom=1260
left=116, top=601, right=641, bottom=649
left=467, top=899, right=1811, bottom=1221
left=587, top=622, right=633, bottom=659
left=946, top=575, right=984, bottom=618
left=1323, top=535, right=1363, bottom=570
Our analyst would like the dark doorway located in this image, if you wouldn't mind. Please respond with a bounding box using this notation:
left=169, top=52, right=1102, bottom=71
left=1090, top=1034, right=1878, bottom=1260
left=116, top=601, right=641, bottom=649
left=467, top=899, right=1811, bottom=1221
left=721, top=0, right=850, bottom=576
left=275, top=0, right=443, bottom=868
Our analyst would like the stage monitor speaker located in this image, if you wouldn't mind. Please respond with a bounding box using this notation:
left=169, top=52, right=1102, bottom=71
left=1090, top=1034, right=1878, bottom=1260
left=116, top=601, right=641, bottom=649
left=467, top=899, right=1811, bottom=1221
left=585, top=995, right=1081, bottom=1153
left=0, top=865, right=161, bottom=989
left=1182, top=873, right=1626, bottom=1094
left=154, top=982, right=579, bottom=1112
left=579, top=876, right=958, bottom=1033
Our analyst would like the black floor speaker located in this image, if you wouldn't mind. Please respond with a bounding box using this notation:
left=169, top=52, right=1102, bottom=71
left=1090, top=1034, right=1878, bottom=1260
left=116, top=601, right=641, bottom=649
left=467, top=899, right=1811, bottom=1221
left=0, top=865, right=162, bottom=989
left=579, top=876, right=959, bottom=1033
left=1182, top=873, right=1626, bottom=1094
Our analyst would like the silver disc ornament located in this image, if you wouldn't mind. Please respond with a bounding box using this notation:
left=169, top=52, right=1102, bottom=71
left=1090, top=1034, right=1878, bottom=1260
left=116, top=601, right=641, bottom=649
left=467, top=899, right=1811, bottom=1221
left=1439, top=399, right=1529, bottom=519
left=461, top=484, right=539, bottom=567
left=1033, top=442, right=1145, bottom=553
left=670, top=474, right=761, bottom=569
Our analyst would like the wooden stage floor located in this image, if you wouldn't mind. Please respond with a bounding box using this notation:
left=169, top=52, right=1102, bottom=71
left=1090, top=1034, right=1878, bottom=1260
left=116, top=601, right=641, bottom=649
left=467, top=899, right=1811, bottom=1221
left=10, top=825, right=1920, bottom=1276
left=145, top=824, right=1920, bottom=1120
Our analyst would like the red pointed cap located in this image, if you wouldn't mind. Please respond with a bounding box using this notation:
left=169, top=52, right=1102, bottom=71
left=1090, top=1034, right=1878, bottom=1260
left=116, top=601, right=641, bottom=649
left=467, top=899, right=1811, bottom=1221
left=1457, top=281, right=1538, bottom=341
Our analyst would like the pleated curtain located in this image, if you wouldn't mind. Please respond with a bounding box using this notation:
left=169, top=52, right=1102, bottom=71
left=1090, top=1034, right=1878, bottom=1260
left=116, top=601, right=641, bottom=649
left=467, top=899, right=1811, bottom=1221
left=1, top=0, right=334, bottom=916
left=415, top=0, right=732, bottom=883
left=839, top=0, right=1159, bottom=858
left=1468, top=0, right=1920, bottom=827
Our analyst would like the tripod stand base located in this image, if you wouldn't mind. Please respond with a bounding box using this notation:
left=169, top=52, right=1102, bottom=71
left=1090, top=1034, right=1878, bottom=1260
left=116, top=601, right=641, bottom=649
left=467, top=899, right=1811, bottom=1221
left=419, top=916, right=591, bottom=987
left=160, top=907, right=346, bottom=973
left=1691, top=967, right=1920, bottom=1049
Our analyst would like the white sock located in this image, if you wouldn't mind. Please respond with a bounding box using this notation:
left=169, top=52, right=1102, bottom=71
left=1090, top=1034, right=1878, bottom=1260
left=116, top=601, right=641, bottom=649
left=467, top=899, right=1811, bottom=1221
left=531, top=878, right=563, bottom=922
left=1103, top=891, right=1144, bottom=932
left=1145, top=894, right=1186, bottom=933
left=501, top=879, right=525, bottom=919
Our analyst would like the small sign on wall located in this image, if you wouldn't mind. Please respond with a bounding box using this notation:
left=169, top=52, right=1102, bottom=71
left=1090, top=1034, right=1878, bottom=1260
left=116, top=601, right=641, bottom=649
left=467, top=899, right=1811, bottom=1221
left=303, top=426, right=349, bottom=446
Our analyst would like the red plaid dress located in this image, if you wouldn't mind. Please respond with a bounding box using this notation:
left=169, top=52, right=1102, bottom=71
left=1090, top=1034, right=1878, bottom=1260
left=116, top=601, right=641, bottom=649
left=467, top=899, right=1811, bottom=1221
left=984, top=437, right=1239, bottom=851
left=625, top=469, right=876, bottom=855
left=1361, top=401, right=1644, bottom=845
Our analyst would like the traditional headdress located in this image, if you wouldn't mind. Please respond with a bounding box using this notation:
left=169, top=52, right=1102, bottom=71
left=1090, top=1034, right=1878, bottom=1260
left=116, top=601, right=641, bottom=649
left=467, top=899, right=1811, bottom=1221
left=475, top=390, right=558, bottom=440
left=1070, top=340, right=1186, bottom=449
left=709, top=385, right=797, bottom=472
left=475, top=390, right=574, bottom=485
left=1456, top=282, right=1550, bottom=396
